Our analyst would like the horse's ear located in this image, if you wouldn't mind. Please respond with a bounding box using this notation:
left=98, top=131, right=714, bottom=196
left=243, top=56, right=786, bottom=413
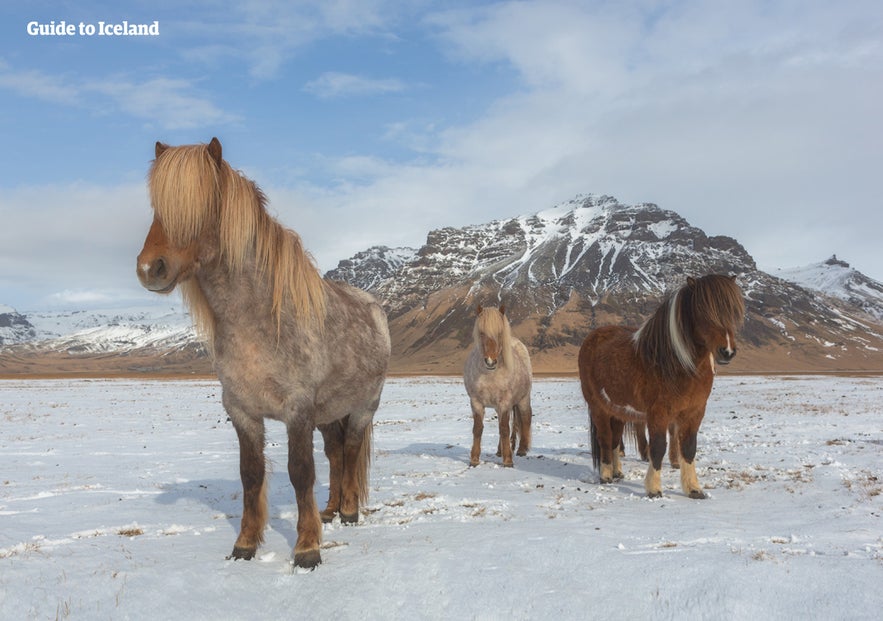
left=208, top=137, right=223, bottom=166
left=499, top=305, right=505, bottom=315
left=476, top=305, right=483, bottom=316
left=155, top=141, right=168, bottom=158
left=687, top=276, right=697, bottom=289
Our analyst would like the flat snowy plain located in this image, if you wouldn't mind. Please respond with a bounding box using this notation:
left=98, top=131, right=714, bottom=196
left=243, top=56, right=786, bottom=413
left=1, top=376, right=881, bottom=620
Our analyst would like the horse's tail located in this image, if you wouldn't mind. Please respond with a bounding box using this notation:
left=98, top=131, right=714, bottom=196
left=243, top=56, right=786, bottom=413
left=513, top=403, right=532, bottom=452
left=356, top=423, right=373, bottom=506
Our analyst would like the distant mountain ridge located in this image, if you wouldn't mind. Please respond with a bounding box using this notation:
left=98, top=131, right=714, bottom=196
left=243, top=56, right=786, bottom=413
left=776, top=255, right=883, bottom=322
left=326, top=194, right=883, bottom=373
left=3, top=194, right=883, bottom=375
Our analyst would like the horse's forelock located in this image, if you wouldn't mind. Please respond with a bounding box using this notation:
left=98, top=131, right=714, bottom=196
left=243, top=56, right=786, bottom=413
left=474, top=307, right=513, bottom=367
left=690, top=275, right=745, bottom=332
left=149, top=143, right=220, bottom=247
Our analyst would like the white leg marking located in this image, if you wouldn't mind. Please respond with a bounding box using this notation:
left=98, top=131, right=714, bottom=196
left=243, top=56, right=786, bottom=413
left=645, top=466, right=662, bottom=496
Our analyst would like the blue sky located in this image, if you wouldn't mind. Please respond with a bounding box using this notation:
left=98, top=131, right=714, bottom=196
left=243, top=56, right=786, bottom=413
left=1, top=0, right=881, bottom=310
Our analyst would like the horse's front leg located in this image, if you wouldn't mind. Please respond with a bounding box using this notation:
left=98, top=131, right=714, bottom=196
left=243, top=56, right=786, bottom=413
left=287, top=418, right=322, bottom=568
left=644, top=422, right=668, bottom=498
left=229, top=416, right=268, bottom=560
left=677, top=416, right=707, bottom=499
left=591, top=411, right=618, bottom=484
left=469, top=399, right=485, bottom=467
left=497, top=406, right=514, bottom=467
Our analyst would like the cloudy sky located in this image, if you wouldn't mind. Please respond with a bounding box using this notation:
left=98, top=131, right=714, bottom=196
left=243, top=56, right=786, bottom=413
left=1, top=0, right=880, bottom=310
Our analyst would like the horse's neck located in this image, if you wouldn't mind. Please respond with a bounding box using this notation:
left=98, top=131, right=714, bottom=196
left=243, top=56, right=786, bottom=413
left=196, top=253, right=273, bottom=328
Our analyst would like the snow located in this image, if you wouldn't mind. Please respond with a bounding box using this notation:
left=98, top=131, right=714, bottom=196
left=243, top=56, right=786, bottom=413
left=1, top=376, right=881, bottom=619
left=778, top=260, right=855, bottom=297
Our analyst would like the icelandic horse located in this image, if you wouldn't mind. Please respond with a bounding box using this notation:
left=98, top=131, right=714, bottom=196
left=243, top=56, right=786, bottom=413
left=463, top=305, right=533, bottom=467
left=137, top=138, right=390, bottom=568
left=578, top=275, right=744, bottom=498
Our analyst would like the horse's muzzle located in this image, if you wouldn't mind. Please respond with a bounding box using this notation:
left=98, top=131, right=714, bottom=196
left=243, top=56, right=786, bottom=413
left=484, top=358, right=498, bottom=371
left=137, top=256, right=177, bottom=293
left=715, top=347, right=736, bottom=365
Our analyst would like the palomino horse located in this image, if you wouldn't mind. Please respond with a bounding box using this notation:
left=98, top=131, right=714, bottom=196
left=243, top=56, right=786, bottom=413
left=137, top=138, right=390, bottom=568
left=464, top=305, right=533, bottom=467
left=578, top=275, right=744, bottom=498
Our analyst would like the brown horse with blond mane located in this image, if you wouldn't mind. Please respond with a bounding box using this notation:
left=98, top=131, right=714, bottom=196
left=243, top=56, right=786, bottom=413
left=137, top=138, right=390, bottom=568
left=578, top=275, right=744, bottom=499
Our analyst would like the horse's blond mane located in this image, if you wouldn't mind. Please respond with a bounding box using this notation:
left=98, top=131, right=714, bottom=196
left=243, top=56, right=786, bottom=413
left=633, top=275, right=744, bottom=380
left=149, top=142, right=326, bottom=339
left=474, top=306, right=514, bottom=368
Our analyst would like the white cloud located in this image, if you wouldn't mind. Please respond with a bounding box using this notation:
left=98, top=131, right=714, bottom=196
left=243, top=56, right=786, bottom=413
left=181, top=0, right=408, bottom=79
left=0, top=182, right=156, bottom=308
left=303, top=72, right=407, bottom=98
left=0, top=64, right=238, bottom=129
left=292, top=0, right=883, bottom=281
left=0, top=67, right=82, bottom=105
left=88, top=77, right=239, bottom=129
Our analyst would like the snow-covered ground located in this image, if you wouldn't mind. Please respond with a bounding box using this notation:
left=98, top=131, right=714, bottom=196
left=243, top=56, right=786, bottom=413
left=1, top=376, right=880, bottom=620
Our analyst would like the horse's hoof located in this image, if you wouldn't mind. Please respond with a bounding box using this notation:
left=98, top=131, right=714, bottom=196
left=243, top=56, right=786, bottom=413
left=613, top=471, right=624, bottom=481
left=469, top=460, right=479, bottom=468
left=688, top=490, right=707, bottom=500
left=293, top=549, right=322, bottom=569
left=599, top=477, right=613, bottom=485
left=647, top=491, right=663, bottom=499
left=228, top=546, right=256, bottom=560
left=320, top=510, right=337, bottom=524
left=340, top=512, right=359, bottom=525
left=503, top=461, right=514, bottom=468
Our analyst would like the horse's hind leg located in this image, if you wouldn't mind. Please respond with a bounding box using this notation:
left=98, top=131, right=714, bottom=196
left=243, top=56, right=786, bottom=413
left=339, top=415, right=374, bottom=524
left=635, top=422, right=649, bottom=461
left=590, top=408, right=618, bottom=484
left=469, top=399, right=485, bottom=467
left=287, top=418, right=322, bottom=568
left=229, top=416, right=268, bottom=560
left=318, top=420, right=345, bottom=523
left=514, top=398, right=532, bottom=457
left=610, top=418, right=625, bottom=480
left=668, top=422, right=681, bottom=470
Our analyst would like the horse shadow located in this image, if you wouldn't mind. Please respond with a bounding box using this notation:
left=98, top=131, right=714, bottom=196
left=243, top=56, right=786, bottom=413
left=385, top=442, right=471, bottom=462
left=153, top=470, right=322, bottom=553
left=388, top=441, right=600, bottom=486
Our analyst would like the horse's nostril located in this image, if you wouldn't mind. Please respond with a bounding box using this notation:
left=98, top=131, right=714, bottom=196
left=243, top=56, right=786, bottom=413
left=153, top=257, right=167, bottom=279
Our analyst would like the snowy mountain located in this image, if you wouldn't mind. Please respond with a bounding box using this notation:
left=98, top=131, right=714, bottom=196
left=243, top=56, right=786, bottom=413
left=0, top=303, right=208, bottom=376
left=776, top=256, right=883, bottom=321
left=330, top=194, right=754, bottom=324
left=328, top=194, right=883, bottom=373
left=0, top=305, right=36, bottom=345
left=327, top=246, right=418, bottom=292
